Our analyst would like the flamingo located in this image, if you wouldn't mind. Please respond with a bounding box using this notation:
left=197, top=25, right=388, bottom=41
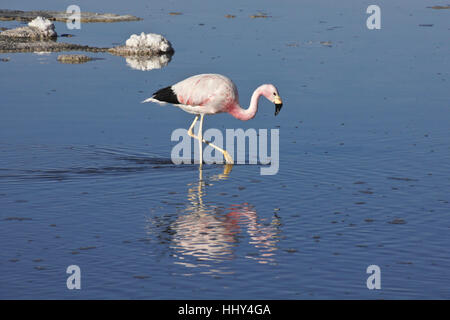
left=142, top=73, right=283, bottom=164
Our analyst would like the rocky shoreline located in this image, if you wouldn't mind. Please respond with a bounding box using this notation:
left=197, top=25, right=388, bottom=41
left=0, top=36, right=109, bottom=53
left=0, top=9, right=141, bottom=23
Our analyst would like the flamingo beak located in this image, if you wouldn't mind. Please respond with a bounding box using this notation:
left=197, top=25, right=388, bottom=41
left=274, top=95, right=283, bottom=116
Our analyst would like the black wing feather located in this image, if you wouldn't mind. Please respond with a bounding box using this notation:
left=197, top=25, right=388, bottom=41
left=152, top=86, right=180, bottom=104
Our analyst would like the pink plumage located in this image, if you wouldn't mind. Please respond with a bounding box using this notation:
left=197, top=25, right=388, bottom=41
left=143, top=73, right=283, bottom=120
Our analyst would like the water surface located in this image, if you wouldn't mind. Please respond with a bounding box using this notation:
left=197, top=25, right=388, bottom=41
left=1, top=0, right=449, bottom=299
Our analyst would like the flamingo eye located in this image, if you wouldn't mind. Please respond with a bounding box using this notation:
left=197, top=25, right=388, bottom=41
left=273, top=92, right=276, bottom=96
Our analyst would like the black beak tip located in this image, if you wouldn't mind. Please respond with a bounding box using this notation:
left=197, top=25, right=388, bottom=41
left=275, top=103, right=283, bottom=116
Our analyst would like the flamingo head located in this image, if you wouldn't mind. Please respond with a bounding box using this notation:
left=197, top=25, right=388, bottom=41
left=261, top=84, right=283, bottom=116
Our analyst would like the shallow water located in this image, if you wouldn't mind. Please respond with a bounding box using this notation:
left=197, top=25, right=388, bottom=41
left=1, top=0, right=449, bottom=299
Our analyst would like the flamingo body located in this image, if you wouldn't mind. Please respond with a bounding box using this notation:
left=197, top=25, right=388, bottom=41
left=144, top=74, right=238, bottom=116
left=143, top=74, right=282, bottom=120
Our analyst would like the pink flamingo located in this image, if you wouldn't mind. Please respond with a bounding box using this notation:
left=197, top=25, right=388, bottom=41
left=142, top=73, right=283, bottom=164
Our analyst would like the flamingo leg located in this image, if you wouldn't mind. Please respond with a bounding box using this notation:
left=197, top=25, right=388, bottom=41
left=187, top=115, right=234, bottom=165
left=198, top=114, right=204, bottom=165
left=187, top=115, right=199, bottom=136
left=187, top=115, right=203, bottom=164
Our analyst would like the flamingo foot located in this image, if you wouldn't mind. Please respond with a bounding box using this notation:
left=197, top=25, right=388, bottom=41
left=222, top=151, right=234, bottom=165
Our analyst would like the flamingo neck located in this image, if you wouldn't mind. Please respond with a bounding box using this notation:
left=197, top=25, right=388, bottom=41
left=229, top=86, right=264, bottom=121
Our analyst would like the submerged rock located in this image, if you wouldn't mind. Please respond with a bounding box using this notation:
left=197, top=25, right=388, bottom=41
left=109, top=32, right=174, bottom=56
left=57, top=54, right=93, bottom=64
left=0, top=16, right=57, bottom=39
left=250, top=12, right=271, bottom=18
left=320, top=41, right=332, bottom=47
left=427, top=5, right=450, bottom=10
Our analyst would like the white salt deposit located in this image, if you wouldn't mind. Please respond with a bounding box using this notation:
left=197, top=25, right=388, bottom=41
left=125, top=32, right=172, bottom=52
left=0, top=16, right=57, bottom=38
left=28, top=16, right=56, bottom=37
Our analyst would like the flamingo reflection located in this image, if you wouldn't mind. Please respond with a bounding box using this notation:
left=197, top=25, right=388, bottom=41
left=146, top=165, right=282, bottom=272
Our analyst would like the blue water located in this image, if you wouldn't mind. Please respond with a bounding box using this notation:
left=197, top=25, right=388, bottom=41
left=1, top=0, right=449, bottom=299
